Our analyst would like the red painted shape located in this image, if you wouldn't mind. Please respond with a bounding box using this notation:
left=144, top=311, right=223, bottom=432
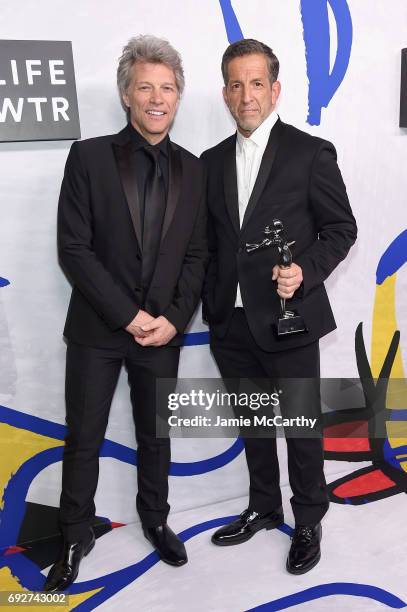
left=334, top=469, right=396, bottom=497
left=110, top=522, right=126, bottom=529
left=323, top=420, right=370, bottom=452
left=4, top=545, right=26, bottom=556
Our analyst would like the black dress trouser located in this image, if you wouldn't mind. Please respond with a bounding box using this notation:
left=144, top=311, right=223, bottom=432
left=210, top=309, right=329, bottom=526
left=59, top=338, right=180, bottom=541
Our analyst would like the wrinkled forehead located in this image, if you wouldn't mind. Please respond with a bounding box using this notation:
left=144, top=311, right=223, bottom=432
left=226, top=53, right=270, bottom=82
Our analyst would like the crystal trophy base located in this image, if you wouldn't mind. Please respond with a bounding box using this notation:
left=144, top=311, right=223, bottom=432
left=275, top=309, right=308, bottom=337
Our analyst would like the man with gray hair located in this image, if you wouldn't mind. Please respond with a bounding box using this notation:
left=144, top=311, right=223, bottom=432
left=45, top=35, right=207, bottom=591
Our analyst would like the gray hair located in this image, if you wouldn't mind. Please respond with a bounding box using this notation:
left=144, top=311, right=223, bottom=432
left=117, top=35, right=185, bottom=112
left=221, top=38, right=279, bottom=86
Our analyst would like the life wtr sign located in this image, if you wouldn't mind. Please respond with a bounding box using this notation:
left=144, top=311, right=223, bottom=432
left=0, top=40, right=80, bottom=141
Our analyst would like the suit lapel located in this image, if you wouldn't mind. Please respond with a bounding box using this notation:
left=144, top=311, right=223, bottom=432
left=241, top=118, right=284, bottom=232
left=223, top=136, right=240, bottom=235
left=161, top=143, right=182, bottom=243
left=112, top=127, right=142, bottom=248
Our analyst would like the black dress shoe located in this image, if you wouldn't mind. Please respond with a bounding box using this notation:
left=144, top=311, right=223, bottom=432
left=143, top=524, right=187, bottom=567
left=44, top=529, right=95, bottom=592
left=286, top=523, right=322, bottom=574
left=211, top=507, right=284, bottom=546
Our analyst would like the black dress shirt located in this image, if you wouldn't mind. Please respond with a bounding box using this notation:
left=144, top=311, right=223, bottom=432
left=127, top=122, right=169, bottom=208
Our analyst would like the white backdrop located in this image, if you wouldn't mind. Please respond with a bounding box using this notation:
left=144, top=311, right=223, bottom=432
left=0, top=0, right=406, bottom=526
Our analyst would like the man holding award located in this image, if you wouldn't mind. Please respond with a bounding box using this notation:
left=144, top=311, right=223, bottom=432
left=201, top=39, right=357, bottom=573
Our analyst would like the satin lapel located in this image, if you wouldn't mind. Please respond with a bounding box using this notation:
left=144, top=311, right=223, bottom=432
left=241, top=119, right=284, bottom=232
left=161, top=144, right=182, bottom=243
left=223, top=136, right=240, bottom=235
left=112, top=140, right=142, bottom=249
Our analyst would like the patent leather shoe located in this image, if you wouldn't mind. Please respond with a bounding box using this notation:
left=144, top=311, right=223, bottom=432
left=211, top=507, right=284, bottom=546
left=44, top=528, right=95, bottom=592
left=286, top=523, right=322, bottom=574
left=143, top=524, right=187, bottom=566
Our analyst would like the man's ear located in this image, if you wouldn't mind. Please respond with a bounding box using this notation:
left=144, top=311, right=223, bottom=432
left=271, top=80, right=281, bottom=106
left=222, top=86, right=228, bottom=105
left=122, top=92, right=130, bottom=108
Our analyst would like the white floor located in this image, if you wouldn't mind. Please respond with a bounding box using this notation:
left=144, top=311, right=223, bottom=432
left=41, top=483, right=407, bottom=612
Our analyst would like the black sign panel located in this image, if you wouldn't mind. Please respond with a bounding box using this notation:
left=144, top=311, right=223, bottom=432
left=401, top=48, right=407, bottom=128
left=0, top=40, right=80, bottom=142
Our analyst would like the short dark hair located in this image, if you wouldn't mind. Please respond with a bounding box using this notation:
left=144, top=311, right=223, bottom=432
left=221, top=38, right=279, bottom=86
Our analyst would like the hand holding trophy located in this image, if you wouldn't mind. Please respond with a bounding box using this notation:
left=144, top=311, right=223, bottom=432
left=246, top=219, right=308, bottom=337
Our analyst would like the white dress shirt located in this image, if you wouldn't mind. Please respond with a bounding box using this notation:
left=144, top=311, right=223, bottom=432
left=235, top=111, right=279, bottom=307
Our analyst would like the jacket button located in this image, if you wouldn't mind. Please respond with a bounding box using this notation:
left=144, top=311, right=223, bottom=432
left=237, top=246, right=244, bottom=254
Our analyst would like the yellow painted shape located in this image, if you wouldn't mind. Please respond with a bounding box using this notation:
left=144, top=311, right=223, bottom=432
left=0, top=423, right=63, bottom=510
left=0, top=425, right=103, bottom=610
left=0, top=567, right=103, bottom=611
left=385, top=379, right=407, bottom=411
left=371, top=274, right=406, bottom=410
left=385, top=419, right=407, bottom=448
left=371, top=275, right=404, bottom=379
left=400, top=461, right=407, bottom=473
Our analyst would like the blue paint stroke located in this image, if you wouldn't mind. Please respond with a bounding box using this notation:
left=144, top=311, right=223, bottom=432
left=0, top=405, right=244, bottom=479
left=383, top=437, right=407, bottom=472
left=170, top=437, right=244, bottom=475
left=277, top=522, right=294, bottom=537
left=301, top=0, right=353, bottom=125
left=1, top=517, right=292, bottom=611
left=0, top=405, right=244, bottom=548
left=0, top=447, right=63, bottom=548
left=376, top=230, right=407, bottom=285
left=1, top=407, right=405, bottom=611
left=1, top=517, right=241, bottom=602
left=0, top=277, right=10, bottom=287
left=218, top=0, right=243, bottom=43
left=0, top=404, right=67, bottom=440
left=388, top=411, right=407, bottom=422
left=245, top=583, right=406, bottom=611
left=3, top=546, right=405, bottom=611
left=182, top=331, right=210, bottom=346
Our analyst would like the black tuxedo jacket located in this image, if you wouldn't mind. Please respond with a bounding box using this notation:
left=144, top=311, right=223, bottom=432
left=58, top=125, right=207, bottom=348
left=201, top=118, right=357, bottom=352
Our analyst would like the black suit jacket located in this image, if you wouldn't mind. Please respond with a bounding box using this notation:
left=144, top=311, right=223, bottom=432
left=201, top=118, right=357, bottom=352
left=58, top=125, right=208, bottom=348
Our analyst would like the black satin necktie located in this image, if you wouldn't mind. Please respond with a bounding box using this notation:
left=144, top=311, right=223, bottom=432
left=141, top=145, right=166, bottom=292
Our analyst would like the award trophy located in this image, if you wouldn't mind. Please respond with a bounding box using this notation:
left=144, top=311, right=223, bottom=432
left=246, top=219, right=308, bottom=337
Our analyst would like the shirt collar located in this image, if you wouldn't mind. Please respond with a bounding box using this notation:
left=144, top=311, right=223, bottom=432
left=127, top=122, right=169, bottom=157
left=236, top=110, right=278, bottom=152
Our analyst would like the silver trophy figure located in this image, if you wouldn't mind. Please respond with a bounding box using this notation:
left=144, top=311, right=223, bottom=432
left=246, top=219, right=308, bottom=337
